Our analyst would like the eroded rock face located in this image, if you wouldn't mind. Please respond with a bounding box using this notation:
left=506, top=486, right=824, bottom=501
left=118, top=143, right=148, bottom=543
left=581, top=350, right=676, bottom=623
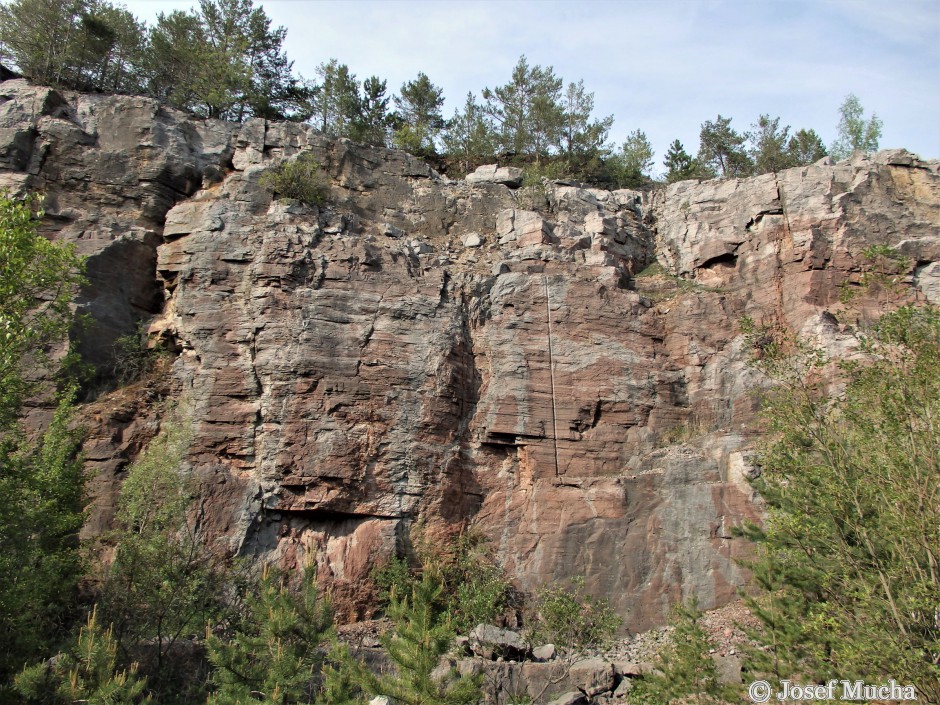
left=2, top=80, right=937, bottom=630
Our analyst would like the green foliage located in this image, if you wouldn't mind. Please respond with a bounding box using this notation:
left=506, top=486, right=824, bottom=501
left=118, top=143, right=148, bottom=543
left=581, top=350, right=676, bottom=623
left=0, top=393, right=85, bottom=698
left=786, top=128, right=827, bottom=165
left=260, top=153, right=328, bottom=206
left=98, top=409, right=224, bottom=697
left=609, top=129, right=654, bottom=188
left=749, top=114, right=793, bottom=174
left=559, top=79, right=613, bottom=160
left=830, top=93, right=882, bottom=160
left=393, top=72, right=445, bottom=155
left=663, top=139, right=713, bottom=183
left=442, top=92, right=497, bottom=169
left=148, top=0, right=301, bottom=120
left=374, top=531, right=515, bottom=636
left=370, top=573, right=482, bottom=705
left=351, top=75, right=392, bottom=146
left=528, top=577, right=621, bottom=655
left=0, top=192, right=85, bottom=697
left=309, top=59, right=364, bottom=139
left=697, top=115, right=753, bottom=178
left=206, top=566, right=333, bottom=705
left=0, top=192, right=84, bottom=424
left=14, top=607, right=150, bottom=705
left=482, top=55, right=564, bottom=157
left=0, top=0, right=146, bottom=92
left=738, top=304, right=940, bottom=701
left=629, top=603, right=733, bottom=705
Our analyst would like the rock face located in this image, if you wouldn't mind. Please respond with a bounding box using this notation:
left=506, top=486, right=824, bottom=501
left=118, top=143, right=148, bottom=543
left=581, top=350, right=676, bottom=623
left=2, top=80, right=937, bottom=629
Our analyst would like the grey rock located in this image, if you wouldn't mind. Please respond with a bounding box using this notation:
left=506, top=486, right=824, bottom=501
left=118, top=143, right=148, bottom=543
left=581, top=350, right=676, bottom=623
left=569, top=657, right=615, bottom=697
left=463, top=232, right=483, bottom=248
left=532, top=643, right=557, bottom=662
left=546, top=692, right=588, bottom=705
left=466, top=163, right=524, bottom=187
left=469, top=624, right=530, bottom=660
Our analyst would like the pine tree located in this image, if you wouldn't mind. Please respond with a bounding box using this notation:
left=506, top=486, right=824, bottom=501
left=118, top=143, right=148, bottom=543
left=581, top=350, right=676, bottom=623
left=351, top=76, right=391, bottom=147
left=697, top=115, right=752, bottom=178
left=378, top=574, right=480, bottom=705
left=786, top=128, right=827, bottom=166
left=749, top=114, right=794, bottom=174
left=206, top=566, right=333, bottom=705
left=663, top=139, right=713, bottom=183
left=559, top=79, right=612, bottom=160
left=608, top=129, right=654, bottom=188
left=441, top=92, right=497, bottom=168
left=14, top=607, right=150, bottom=705
left=311, top=59, right=362, bottom=138
left=393, top=72, right=445, bottom=155
left=482, top=55, right=564, bottom=156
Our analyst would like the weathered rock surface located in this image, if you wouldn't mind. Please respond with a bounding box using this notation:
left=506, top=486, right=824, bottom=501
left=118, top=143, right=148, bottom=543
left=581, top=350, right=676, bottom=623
left=2, top=80, right=937, bottom=630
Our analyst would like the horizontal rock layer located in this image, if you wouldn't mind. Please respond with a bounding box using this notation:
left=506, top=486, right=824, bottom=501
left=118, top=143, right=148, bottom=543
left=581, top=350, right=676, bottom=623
left=2, top=79, right=937, bottom=629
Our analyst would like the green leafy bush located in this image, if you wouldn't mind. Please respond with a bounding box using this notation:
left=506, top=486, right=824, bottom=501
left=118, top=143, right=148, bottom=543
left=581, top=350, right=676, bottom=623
left=629, top=602, right=734, bottom=705
left=528, top=576, right=621, bottom=654
left=260, top=153, right=328, bottom=205
left=738, top=304, right=940, bottom=701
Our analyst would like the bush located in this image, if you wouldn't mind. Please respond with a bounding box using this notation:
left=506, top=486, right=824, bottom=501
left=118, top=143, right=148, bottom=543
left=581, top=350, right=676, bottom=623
left=260, top=153, right=328, bottom=205
left=629, top=602, right=733, bottom=705
left=738, top=304, right=940, bottom=701
left=528, top=577, right=621, bottom=654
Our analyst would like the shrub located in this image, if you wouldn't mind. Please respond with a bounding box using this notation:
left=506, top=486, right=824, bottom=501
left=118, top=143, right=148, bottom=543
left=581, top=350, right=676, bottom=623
left=260, top=153, right=328, bottom=205
left=14, top=608, right=150, bottom=705
left=629, top=602, right=734, bottom=705
left=528, top=576, right=621, bottom=655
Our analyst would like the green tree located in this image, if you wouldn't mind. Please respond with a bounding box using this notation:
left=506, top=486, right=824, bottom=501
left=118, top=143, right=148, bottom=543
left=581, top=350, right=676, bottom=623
left=310, top=59, right=362, bottom=138
left=98, top=410, right=224, bottom=697
left=528, top=577, right=621, bottom=656
left=146, top=0, right=299, bottom=120
left=749, top=114, right=794, bottom=174
left=786, top=128, right=827, bottom=166
left=830, top=93, right=882, bottom=160
left=738, top=305, right=940, bottom=702
left=609, top=129, right=654, bottom=188
left=559, top=79, right=612, bottom=160
left=15, top=607, right=150, bottom=705
left=441, top=92, right=497, bottom=169
left=206, top=567, right=333, bottom=705
left=0, top=193, right=85, bottom=698
left=482, top=55, right=564, bottom=157
left=359, top=573, right=481, bottom=705
left=393, top=72, right=445, bottom=155
left=697, top=115, right=752, bottom=178
left=351, top=75, right=391, bottom=146
left=0, top=0, right=83, bottom=86
left=629, top=602, right=733, bottom=705
left=663, top=139, right=713, bottom=183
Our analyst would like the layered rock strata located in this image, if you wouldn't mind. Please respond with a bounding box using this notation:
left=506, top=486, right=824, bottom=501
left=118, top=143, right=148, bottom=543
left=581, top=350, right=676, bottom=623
left=1, top=79, right=937, bottom=629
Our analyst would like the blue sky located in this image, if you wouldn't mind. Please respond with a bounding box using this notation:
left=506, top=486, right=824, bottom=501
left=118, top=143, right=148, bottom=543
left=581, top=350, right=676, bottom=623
left=123, top=0, right=940, bottom=171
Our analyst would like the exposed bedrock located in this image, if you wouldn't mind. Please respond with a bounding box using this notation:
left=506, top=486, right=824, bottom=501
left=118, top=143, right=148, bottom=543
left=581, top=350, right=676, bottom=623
left=1, top=80, right=937, bottom=629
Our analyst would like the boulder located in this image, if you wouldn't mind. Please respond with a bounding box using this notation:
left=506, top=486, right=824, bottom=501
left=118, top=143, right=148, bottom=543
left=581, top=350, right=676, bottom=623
left=569, top=657, right=615, bottom=697
left=465, top=163, right=524, bottom=187
left=469, top=624, right=530, bottom=661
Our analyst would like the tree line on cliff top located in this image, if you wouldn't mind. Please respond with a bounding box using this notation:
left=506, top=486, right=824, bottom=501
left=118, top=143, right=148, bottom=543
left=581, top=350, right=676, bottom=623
left=0, top=0, right=883, bottom=186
